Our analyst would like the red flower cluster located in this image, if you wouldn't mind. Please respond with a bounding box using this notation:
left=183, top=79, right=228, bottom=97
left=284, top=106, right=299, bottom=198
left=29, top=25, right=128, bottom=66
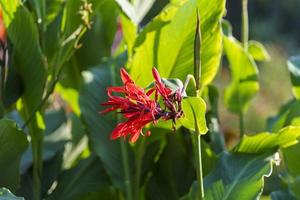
left=101, top=67, right=183, bottom=143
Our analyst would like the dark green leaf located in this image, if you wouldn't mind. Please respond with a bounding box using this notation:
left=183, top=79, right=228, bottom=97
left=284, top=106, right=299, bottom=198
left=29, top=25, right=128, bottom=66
left=203, top=152, right=272, bottom=200
left=282, top=142, right=300, bottom=177
left=271, top=190, right=297, bottom=200
left=146, top=132, right=196, bottom=200
left=0, top=119, right=28, bottom=191
left=46, top=156, right=110, bottom=200
left=75, top=0, right=119, bottom=68
left=287, top=56, right=300, bottom=99
left=79, top=65, right=133, bottom=190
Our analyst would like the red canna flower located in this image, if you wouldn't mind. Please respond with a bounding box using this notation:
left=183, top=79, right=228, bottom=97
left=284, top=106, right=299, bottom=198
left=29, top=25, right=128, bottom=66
left=0, top=9, right=6, bottom=43
left=101, top=67, right=183, bottom=143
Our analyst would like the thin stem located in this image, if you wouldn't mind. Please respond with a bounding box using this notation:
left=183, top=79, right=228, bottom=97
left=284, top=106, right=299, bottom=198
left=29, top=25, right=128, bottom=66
left=195, top=134, right=204, bottom=200
left=239, top=110, right=244, bottom=137
left=110, top=66, right=133, bottom=200
left=134, top=137, right=146, bottom=200
left=21, top=69, right=62, bottom=130
left=32, top=135, right=43, bottom=200
left=193, top=9, right=204, bottom=199
left=120, top=140, right=134, bottom=200
left=239, top=0, right=249, bottom=136
left=241, top=0, right=249, bottom=50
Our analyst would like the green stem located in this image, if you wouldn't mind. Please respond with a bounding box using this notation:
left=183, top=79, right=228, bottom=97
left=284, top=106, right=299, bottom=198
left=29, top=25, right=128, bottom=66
left=32, top=135, right=43, bottom=200
left=193, top=9, right=204, bottom=199
left=239, top=110, right=244, bottom=137
left=120, top=141, right=133, bottom=200
left=194, top=133, right=204, bottom=200
left=241, top=0, right=249, bottom=50
left=239, top=0, right=248, bottom=136
left=134, top=137, right=146, bottom=200
left=21, top=68, right=63, bottom=130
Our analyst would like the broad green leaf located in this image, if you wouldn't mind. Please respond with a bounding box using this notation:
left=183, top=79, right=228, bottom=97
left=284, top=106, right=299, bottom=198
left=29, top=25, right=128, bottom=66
left=248, top=40, right=270, bottom=62
left=1, top=2, right=46, bottom=113
left=235, top=126, right=300, bottom=154
left=0, top=188, right=24, bottom=200
left=3, top=53, right=23, bottom=107
left=1, top=1, right=46, bottom=147
left=79, top=65, right=133, bottom=190
left=290, top=176, right=300, bottom=199
left=0, top=119, right=28, bottom=191
left=130, top=0, right=225, bottom=87
left=287, top=56, right=300, bottom=99
left=224, top=36, right=259, bottom=114
left=180, top=97, right=208, bottom=134
left=1, top=2, right=47, bottom=130
left=203, top=152, right=272, bottom=200
left=46, top=156, right=110, bottom=200
left=282, top=142, right=300, bottom=177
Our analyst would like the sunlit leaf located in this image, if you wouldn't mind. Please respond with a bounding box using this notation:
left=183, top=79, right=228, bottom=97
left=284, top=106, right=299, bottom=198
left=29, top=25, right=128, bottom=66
left=130, top=0, right=226, bottom=87
left=248, top=40, right=270, bottom=62
left=224, top=36, right=259, bottom=114
left=235, top=126, right=300, bottom=154
left=180, top=97, right=208, bottom=134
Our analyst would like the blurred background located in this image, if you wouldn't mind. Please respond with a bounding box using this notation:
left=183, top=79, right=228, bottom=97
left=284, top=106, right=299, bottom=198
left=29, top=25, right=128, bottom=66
left=218, top=0, right=300, bottom=145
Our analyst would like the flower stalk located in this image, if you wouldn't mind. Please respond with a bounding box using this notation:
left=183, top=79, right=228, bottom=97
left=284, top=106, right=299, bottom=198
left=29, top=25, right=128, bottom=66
left=194, top=9, right=204, bottom=199
left=239, top=0, right=249, bottom=136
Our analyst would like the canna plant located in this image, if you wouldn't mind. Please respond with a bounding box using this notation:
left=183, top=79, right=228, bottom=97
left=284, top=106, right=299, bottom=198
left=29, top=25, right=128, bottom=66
left=0, top=0, right=299, bottom=200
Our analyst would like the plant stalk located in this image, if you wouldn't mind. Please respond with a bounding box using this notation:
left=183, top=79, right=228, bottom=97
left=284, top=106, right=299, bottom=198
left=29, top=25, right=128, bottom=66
left=193, top=9, right=204, bottom=199
left=195, top=132, right=204, bottom=200
left=134, top=137, right=146, bottom=200
left=120, top=140, right=134, bottom=200
left=110, top=66, right=133, bottom=200
left=239, top=0, right=249, bottom=136
left=32, top=135, right=43, bottom=200
left=241, top=0, right=249, bottom=50
left=239, top=110, right=244, bottom=137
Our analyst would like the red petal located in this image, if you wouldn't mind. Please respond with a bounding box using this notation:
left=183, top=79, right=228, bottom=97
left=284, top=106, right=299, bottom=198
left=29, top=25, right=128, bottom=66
left=152, top=67, right=161, bottom=83
left=129, top=132, right=140, bottom=143
left=120, top=67, right=133, bottom=84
